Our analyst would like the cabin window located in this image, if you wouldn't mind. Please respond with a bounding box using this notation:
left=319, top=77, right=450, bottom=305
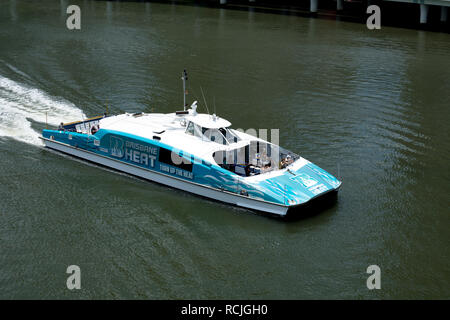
left=187, top=125, right=240, bottom=145
left=207, top=128, right=228, bottom=145
left=185, top=121, right=194, bottom=136
left=193, top=123, right=203, bottom=138
left=226, top=128, right=240, bottom=143
left=158, top=148, right=193, bottom=172
left=219, top=128, right=227, bottom=138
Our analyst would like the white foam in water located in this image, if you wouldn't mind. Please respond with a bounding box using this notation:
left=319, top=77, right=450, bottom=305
left=0, top=74, right=86, bottom=146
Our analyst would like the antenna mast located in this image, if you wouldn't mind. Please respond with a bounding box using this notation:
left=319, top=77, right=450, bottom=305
left=182, top=69, right=188, bottom=111
left=200, top=86, right=210, bottom=115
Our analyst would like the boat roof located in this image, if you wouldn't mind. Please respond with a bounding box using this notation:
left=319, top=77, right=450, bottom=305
left=98, top=111, right=255, bottom=163
left=185, top=113, right=231, bottom=129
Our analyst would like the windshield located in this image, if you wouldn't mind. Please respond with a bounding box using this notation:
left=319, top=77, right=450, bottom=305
left=185, top=123, right=241, bottom=145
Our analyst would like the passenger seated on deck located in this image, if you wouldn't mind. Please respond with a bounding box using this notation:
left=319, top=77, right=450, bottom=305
left=286, top=155, right=293, bottom=165
left=280, top=155, right=293, bottom=169
left=261, top=163, right=271, bottom=173
left=91, top=124, right=99, bottom=134
left=58, top=122, right=64, bottom=131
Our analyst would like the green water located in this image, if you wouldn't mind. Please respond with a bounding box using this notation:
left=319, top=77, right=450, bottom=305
left=0, top=0, right=449, bottom=299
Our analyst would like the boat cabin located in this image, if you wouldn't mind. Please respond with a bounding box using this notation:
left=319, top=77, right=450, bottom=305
left=180, top=104, right=300, bottom=177
left=184, top=113, right=240, bottom=145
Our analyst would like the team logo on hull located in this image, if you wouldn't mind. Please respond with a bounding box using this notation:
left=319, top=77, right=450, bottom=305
left=110, top=136, right=124, bottom=158
left=290, top=173, right=318, bottom=188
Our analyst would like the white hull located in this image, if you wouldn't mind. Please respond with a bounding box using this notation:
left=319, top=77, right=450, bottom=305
left=41, top=138, right=289, bottom=216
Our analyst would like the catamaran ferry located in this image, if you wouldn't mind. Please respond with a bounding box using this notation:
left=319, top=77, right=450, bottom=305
left=40, top=72, right=341, bottom=217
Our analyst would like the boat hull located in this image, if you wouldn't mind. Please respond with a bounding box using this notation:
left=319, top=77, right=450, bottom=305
left=40, top=137, right=291, bottom=216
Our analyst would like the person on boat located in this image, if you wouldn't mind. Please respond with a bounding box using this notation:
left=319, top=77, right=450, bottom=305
left=91, top=124, right=99, bottom=134
left=58, top=122, right=64, bottom=131
left=285, top=155, right=293, bottom=165
left=261, top=163, right=272, bottom=173
left=280, top=155, right=293, bottom=169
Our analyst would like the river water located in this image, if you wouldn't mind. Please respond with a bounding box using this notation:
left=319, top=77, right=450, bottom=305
left=0, top=0, right=449, bottom=299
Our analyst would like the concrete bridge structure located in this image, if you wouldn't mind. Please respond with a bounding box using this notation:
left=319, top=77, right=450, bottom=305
left=217, top=0, right=450, bottom=25
left=383, top=0, right=449, bottom=24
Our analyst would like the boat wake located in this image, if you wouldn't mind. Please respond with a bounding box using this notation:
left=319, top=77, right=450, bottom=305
left=0, top=74, right=85, bottom=146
